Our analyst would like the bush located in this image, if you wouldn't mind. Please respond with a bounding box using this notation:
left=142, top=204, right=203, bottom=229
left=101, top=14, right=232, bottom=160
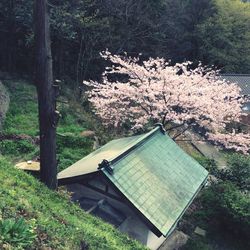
left=196, top=154, right=250, bottom=191
left=186, top=182, right=250, bottom=250
left=0, top=218, right=36, bottom=249
left=221, top=153, right=250, bottom=191
left=200, top=182, right=250, bottom=242
left=57, top=134, right=92, bottom=149
left=181, top=238, right=212, bottom=250
left=57, top=135, right=93, bottom=171
left=194, top=156, right=218, bottom=175
left=0, top=140, right=36, bottom=155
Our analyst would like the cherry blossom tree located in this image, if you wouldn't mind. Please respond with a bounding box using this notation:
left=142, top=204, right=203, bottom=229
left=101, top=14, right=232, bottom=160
left=83, top=51, right=250, bottom=153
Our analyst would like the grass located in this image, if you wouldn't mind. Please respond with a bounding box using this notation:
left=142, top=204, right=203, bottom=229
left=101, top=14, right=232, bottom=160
left=0, top=158, right=146, bottom=250
left=1, top=80, right=93, bottom=171
left=2, top=81, right=38, bottom=136
left=2, top=79, right=249, bottom=250
left=176, top=140, right=201, bottom=157
left=0, top=79, right=146, bottom=249
left=57, top=134, right=93, bottom=171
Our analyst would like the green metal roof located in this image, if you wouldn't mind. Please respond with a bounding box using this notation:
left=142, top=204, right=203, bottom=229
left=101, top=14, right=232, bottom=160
left=57, top=133, right=146, bottom=179
left=58, top=125, right=208, bottom=237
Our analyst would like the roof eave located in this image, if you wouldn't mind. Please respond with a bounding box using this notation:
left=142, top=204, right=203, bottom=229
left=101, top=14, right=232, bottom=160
left=58, top=171, right=99, bottom=186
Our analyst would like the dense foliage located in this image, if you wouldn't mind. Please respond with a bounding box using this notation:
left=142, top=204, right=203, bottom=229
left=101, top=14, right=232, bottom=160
left=198, top=182, right=250, bottom=248
left=0, top=0, right=250, bottom=84
left=197, top=0, right=250, bottom=73
left=181, top=153, right=250, bottom=250
left=219, top=154, right=250, bottom=190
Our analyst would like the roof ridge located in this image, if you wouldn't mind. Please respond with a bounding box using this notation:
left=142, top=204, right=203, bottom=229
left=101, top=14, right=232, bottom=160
left=98, top=125, right=165, bottom=174
left=109, top=125, right=164, bottom=164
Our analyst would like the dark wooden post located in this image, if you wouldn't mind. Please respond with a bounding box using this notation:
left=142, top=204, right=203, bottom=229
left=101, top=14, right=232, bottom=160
left=7, top=0, right=15, bottom=73
left=34, top=0, right=57, bottom=189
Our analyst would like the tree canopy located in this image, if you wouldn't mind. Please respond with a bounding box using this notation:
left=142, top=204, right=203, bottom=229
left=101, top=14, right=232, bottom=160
left=0, top=0, right=250, bottom=83
left=197, top=0, right=250, bottom=73
left=84, top=51, right=250, bottom=153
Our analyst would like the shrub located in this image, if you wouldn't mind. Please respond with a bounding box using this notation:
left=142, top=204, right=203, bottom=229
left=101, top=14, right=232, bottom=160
left=181, top=238, right=212, bottom=250
left=200, top=182, right=250, bottom=241
left=221, top=153, right=250, bottom=191
left=57, top=135, right=93, bottom=171
left=57, top=134, right=92, bottom=149
left=0, top=218, right=36, bottom=249
left=196, top=154, right=250, bottom=191
left=194, top=156, right=218, bottom=175
left=0, top=140, right=36, bottom=155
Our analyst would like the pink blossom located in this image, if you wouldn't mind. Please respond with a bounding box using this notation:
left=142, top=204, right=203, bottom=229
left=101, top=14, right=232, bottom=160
left=83, top=51, right=249, bottom=154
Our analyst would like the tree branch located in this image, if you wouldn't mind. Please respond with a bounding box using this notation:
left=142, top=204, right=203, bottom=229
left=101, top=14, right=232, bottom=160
left=172, top=125, right=190, bottom=140
left=166, top=123, right=185, bottom=131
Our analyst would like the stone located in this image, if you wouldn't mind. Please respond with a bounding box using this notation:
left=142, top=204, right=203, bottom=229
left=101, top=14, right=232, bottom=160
left=80, top=130, right=95, bottom=137
left=158, top=230, right=189, bottom=250
left=15, top=161, right=40, bottom=171
left=194, top=226, right=206, bottom=237
left=93, top=136, right=100, bottom=150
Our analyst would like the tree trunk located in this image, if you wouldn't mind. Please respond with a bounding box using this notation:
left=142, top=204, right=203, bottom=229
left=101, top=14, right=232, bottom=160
left=7, top=0, right=15, bottom=73
left=34, top=0, right=57, bottom=189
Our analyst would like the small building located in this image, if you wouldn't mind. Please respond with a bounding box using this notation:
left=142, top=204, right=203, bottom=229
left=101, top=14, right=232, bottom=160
left=220, top=74, right=250, bottom=97
left=221, top=74, right=250, bottom=124
left=58, top=125, right=208, bottom=249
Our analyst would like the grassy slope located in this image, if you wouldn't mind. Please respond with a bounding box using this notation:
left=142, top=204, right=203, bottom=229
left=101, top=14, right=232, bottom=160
left=0, top=80, right=146, bottom=249
left=3, top=79, right=248, bottom=250
left=1, top=80, right=93, bottom=171
left=0, top=158, right=145, bottom=250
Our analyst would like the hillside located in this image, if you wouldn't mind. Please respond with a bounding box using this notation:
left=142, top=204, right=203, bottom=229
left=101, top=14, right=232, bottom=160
left=0, top=157, right=145, bottom=250
left=0, top=79, right=96, bottom=170
left=0, top=79, right=146, bottom=250
left=1, top=79, right=249, bottom=250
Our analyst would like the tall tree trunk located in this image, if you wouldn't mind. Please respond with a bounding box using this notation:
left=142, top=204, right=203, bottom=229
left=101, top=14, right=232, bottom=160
left=7, top=0, right=15, bottom=73
left=58, top=39, right=64, bottom=78
left=34, top=0, right=57, bottom=189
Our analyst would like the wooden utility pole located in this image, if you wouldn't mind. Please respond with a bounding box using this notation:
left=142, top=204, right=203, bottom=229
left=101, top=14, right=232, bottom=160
left=34, top=0, right=57, bottom=189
